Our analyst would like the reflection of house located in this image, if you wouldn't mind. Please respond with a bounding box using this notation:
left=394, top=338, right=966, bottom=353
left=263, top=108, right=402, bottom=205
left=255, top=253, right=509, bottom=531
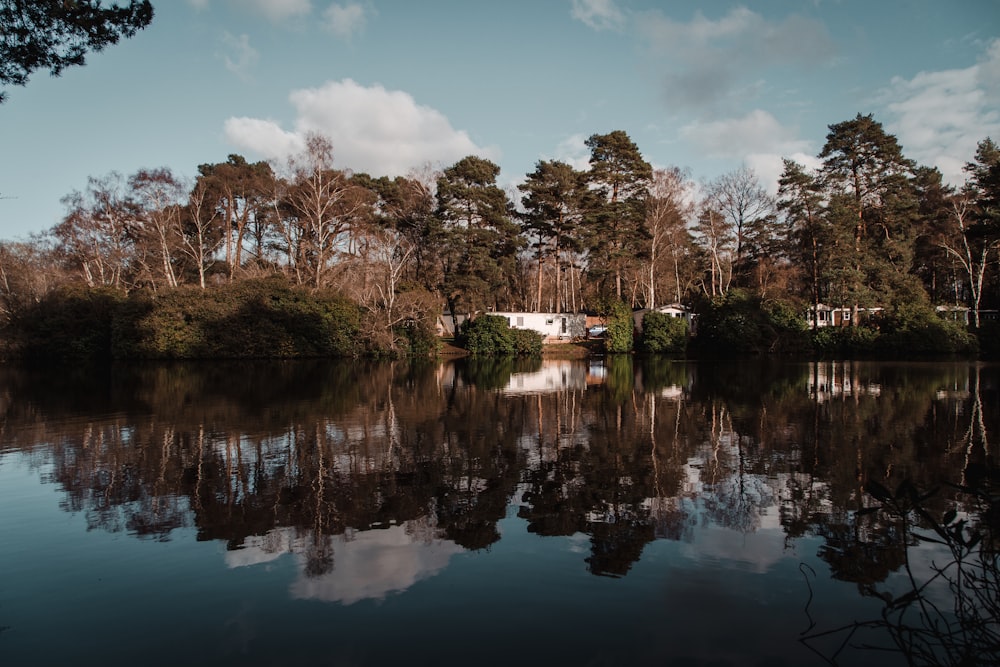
left=807, top=361, right=882, bottom=402
left=503, top=360, right=587, bottom=394
left=633, top=304, right=693, bottom=332
left=807, top=304, right=883, bottom=328
left=492, top=312, right=587, bottom=341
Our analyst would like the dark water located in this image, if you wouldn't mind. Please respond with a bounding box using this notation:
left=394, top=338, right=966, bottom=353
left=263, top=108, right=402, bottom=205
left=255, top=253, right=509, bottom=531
left=0, top=358, right=996, bottom=667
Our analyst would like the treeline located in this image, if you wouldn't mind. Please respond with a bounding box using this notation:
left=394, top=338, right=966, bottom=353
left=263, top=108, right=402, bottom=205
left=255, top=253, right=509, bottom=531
left=0, top=115, right=998, bottom=358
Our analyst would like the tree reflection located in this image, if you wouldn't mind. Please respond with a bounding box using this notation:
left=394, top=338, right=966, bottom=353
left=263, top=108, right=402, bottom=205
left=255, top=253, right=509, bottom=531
left=0, top=358, right=995, bottom=606
left=801, top=476, right=999, bottom=666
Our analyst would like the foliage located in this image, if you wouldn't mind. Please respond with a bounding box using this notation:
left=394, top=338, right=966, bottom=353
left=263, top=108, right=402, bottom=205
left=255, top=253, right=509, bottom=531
left=10, top=278, right=361, bottom=360
left=810, top=324, right=879, bottom=356
left=602, top=298, right=634, bottom=353
left=458, top=356, right=542, bottom=390
left=115, top=278, right=361, bottom=359
left=397, top=317, right=439, bottom=358
left=510, top=327, right=544, bottom=356
left=874, top=304, right=978, bottom=356
left=692, top=290, right=808, bottom=355
left=0, top=0, right=154, bottom=103
left=585, top=131, right=652, bottom=297
left=13, top=285, right=124, bottom=361
left=639, top=310, right=687, bottom=354
left=457, top=314, right=513, bottom=356
left=457, top=314, right=543, bottom=357
left=435, top=156, right=521, bottom=315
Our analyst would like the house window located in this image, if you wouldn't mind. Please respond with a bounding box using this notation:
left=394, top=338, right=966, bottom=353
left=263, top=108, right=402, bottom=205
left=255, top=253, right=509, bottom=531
left=516, top=316, right=524, bottom=326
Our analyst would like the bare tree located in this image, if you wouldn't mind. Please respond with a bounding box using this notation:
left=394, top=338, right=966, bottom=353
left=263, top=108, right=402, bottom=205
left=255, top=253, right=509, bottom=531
left=54, top=172, right=137, bottom=288
left=645, top=167, right=695, bottom=307
left=693, top=204, right=734, bottom=297
left=283, top=134, right=366, bottom=289
left=937, top=194, right=1000, bottom=328
left=179, top=179, right=224, bottom=289
left=704, top=166, right=774, bottom=286
left=130, top=168, right=185, bottom=289
left=0, top=236, right=62, bottom=322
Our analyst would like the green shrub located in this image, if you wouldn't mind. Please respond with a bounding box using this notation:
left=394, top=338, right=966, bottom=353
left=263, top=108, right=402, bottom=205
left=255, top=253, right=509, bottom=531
left=457, top=314, right=542, bottom=356
left=510, top=327, right=544, bottom=356
left=604, top=299, right=634, bottom=353
left=692, top=291, right=809, bottom=355
left=15, top=286, right=125, bottom=361
left=811, top=325, right=879, bottom=356
left=874, top=304, right=977, bottom=356
left=640, top=310, right=688, bottom=354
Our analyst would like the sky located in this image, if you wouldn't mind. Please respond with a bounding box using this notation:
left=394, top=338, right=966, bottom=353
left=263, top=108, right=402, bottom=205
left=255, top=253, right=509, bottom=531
left=1, top=0, right=998, bottom=240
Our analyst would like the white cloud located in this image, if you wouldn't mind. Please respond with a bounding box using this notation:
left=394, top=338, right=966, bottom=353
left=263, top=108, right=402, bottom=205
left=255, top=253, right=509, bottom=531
left=680, top=110, right=811, bottom=158
left=322, top=2, right=367, bottom=39
left=549, top=133, right=591, bottom=171
left=224, top=117, right=304, bottom=156
left=237, top=0, right=312, bottom=22
left=570, top=0, right=625, bottom=32
left=636, top=8, right=835, bottom=110
left=880, top=38, right=1000, bottom=186
left=681, top=110, right=818, bottom=192
left=224, top=79, right=494, bottom=175
left=219, top=32, right=259, bottom=80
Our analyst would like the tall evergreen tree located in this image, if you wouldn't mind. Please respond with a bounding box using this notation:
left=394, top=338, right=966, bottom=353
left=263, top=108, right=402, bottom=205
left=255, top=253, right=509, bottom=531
left=778, top=159, right=827, bottom=326
left=819, top=114, right=921, bottom=319
left=518, top=160, right=593, bottom=312
left=434, top=156, right=520, bottom=317
left=584, top=131, right=652, bottom=300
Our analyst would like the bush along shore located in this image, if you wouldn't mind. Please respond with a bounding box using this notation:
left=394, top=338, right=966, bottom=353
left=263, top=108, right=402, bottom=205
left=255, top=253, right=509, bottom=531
left=1, top=283, right=989, bottom=362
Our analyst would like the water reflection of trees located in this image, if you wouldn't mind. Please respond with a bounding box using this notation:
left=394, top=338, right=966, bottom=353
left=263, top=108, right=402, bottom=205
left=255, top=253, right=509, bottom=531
left=0, top=359, right=995, bottom=595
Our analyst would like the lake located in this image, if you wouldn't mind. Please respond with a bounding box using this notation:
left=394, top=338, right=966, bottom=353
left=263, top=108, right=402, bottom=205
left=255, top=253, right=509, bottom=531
left=0, top=358, right=996, bottom=667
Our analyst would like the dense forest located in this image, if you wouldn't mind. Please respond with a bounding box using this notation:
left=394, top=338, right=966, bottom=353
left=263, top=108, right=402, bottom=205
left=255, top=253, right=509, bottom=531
left=0, top=114, right=998, bottom=358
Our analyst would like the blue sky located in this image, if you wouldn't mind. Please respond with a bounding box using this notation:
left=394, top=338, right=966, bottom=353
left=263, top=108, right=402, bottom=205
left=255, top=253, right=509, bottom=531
left=1, top=0, right=998, bottom=240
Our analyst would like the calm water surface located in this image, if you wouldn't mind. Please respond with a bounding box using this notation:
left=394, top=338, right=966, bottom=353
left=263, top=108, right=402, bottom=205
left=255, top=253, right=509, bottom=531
left=0, top=358, right=996, bottom=667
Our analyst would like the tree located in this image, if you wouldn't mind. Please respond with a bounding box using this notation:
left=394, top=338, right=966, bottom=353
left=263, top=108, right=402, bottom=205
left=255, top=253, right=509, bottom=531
left=819, top=114, right=920, bottom=321
left=936, top=193, right=998, bottom=328
left=434, top=155, right=520, bottom=317
left=584, top=131, right=652, bottom=300
left=178, top=178, right=224, bottom=289
left=130, top=167, right=185, bottom=289
left=704, top=166, right=774, bottom=286
left=196, top=154, right=275, bottom=280
left=518, top=160, right=592, bottom=312
left=281, top=134, right=366, bottom=289
left=0, top=0, right=154, bottom=103
left=692, top=203, right=734, bottom=297
left=644, top=167, right=695, bottom=307
left=778, top=159, right=826, bottom=326
left=54, top=171, right=138, bottom=288
left=0, top=236, right=62, bottom=322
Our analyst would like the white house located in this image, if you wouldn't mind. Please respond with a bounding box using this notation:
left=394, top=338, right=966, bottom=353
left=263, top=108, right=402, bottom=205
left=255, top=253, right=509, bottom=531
left=493, top=312, right=587, bottom=341
left=633, top=304, right=693, bottom=332
left=438, top=311, right=587, bottom=341
left=807, top=304, right=883, bottom=329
